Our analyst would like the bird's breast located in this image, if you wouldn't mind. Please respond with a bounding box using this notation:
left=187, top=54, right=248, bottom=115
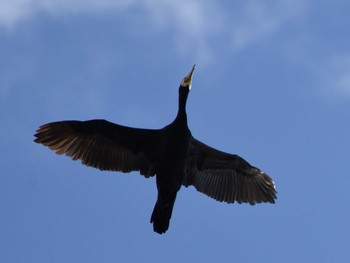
left=156, top=127, right=191, bottom=185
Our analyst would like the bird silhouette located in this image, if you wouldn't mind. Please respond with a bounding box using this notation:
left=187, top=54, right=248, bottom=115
left=34, top=65, right=276, bottom=234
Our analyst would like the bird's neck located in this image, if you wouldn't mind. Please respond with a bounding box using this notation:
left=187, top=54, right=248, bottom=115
left=176, top=108, right=187, bottom=123
left=176, top=86, right=189, bottom=123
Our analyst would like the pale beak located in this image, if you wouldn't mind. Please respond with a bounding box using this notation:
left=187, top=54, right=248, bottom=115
left=181, top=65, right=196, bottom=88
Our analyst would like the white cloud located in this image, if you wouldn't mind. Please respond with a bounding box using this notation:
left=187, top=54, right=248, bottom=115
left=3, top=0, right=348, bottom=100
left=323, top=55, right=350, bottom=98
left=143, top=0, right=223, bottom=64
left=337, top=74, right=350, bottom=96
left=230, top=0, right=308, bottom=51
left=0, top=0, right=308, bottom=65
left=0, top=0, right=223, bottom=64
left=0, top=0, right=35, bottom=28
left=0, top=0, right=129, bottom=28
left=294, top=52, right=350, bottom=100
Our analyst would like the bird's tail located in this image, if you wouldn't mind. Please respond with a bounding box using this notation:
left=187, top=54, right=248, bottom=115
left=150, top=194, right=177, bottom=234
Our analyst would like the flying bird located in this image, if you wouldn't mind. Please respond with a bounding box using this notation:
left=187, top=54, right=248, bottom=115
left=34, top=65, right=277, bottom=234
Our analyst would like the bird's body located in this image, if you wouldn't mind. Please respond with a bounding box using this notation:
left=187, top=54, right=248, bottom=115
left=151, top=111, right=192, bottom=233
left=34, top=66, right=277, bottom=234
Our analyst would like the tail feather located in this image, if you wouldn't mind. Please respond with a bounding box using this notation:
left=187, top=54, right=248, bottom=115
left=150, top=197, right=176, bottom=234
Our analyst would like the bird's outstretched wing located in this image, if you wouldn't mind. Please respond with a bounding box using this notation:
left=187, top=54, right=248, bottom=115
left=183, top=138, right=277, bottom=205
left=34, top=120, right=160, bottom=177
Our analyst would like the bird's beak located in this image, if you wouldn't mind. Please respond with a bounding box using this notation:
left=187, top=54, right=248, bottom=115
left=181, top=65, right=196, bottom=89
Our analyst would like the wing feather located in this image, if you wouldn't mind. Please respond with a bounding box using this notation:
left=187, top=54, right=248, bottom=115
left=183, top=138, right=277, bottom=205
left=34, top=120, right=160, bottom=177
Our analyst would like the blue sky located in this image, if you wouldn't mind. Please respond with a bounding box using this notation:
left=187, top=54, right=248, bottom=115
left=1, top=0, right=350, bottom=262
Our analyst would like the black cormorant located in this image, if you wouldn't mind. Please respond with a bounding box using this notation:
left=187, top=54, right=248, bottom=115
left=34, top=65, right=277, bottom=234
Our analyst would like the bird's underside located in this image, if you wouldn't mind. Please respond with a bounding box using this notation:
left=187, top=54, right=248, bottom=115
left=34, top=120, right=276, bottom=234
left=34, top=65, right=276, bottom=234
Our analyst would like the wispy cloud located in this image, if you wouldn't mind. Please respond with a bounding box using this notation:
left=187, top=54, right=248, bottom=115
left=319, top=55, right=350, bottom=98
left=0, top=0, right=222, bottom=64
left=0, top=0, right=307, bottom=64
left=143, top=0, right=223, bottom=64
left=0, top=0, right=134, bottom=29
left=4, top=0, right=347, bottom=99
left=230, top=1, right=307, bottom=51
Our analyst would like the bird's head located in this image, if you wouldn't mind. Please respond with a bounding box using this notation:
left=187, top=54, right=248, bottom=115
left=181, top=65, right=196, bottom=90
